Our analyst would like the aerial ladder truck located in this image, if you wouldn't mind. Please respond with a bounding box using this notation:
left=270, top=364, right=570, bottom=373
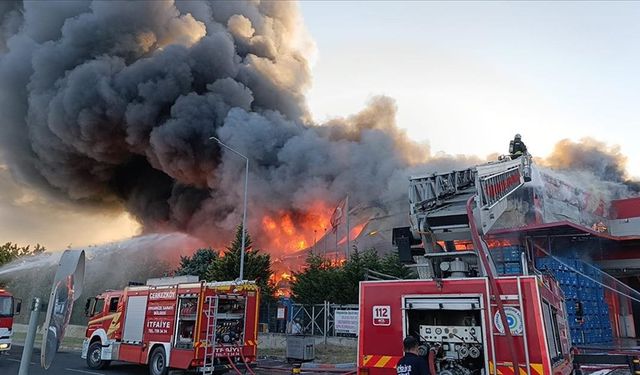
left=358, top=155, right=640, bottom=375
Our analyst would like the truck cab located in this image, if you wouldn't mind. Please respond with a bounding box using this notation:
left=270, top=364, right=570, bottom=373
left=0, top=289, right=21, bottom=352
left=85, top=290, right=124, bottom=342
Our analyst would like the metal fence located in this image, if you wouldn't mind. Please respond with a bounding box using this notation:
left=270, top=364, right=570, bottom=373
left=259, top=301, right=359, bottom=338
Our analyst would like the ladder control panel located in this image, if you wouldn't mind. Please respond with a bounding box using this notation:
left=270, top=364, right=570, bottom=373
left=419, top=325, right=483, bottom=344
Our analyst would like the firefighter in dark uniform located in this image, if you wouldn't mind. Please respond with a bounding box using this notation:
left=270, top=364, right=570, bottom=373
left=509, top=133, right=527, bottom=159
left=396, top=336, right=430, bottom=375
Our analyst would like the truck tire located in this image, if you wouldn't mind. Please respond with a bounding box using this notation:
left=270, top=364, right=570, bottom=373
left=86, top=342, right=110, bottom=369
left=149, top=346, right=169, bottom=375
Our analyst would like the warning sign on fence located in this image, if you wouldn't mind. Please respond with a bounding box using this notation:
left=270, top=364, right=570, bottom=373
left=335, top=309, right=359, bottom=336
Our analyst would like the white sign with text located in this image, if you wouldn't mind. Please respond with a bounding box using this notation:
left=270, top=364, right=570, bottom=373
left=335, top=309, right=359, bottom=335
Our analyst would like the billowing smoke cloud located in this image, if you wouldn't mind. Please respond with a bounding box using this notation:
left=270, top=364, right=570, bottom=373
left=538, top=137, right=640, bottom=196
left=540, top=138, right=629, bottom=183
left=0, top=1, right=465, bottom=250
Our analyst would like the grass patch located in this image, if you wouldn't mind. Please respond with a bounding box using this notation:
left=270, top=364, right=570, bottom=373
left=11, top=331, right=85, bottom=350
left=259, top=344, right=356, bottom=364
left=313, top=344, right=356, bottom=364
left=259, top=347, right=285, bottom=358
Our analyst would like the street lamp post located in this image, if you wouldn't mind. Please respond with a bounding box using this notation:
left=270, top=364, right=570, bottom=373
left=210, top=136, right=248, bottom=281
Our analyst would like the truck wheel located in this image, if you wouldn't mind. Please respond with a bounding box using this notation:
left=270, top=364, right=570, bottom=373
left=149, top=347, right=169, bottom=375
left=86, top=342, right=110, bottom=369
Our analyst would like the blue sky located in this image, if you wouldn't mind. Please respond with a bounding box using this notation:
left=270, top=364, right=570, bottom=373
left=300, top=1, right=640, bottom=176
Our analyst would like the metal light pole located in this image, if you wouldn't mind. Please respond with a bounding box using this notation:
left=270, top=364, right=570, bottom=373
left=313, top=230, right=317, bottom=255
left=210, top=136, right=249, bottom=281
left=323, top=228, right=327, bottom=258
left=19, top=297, right=41, bottom=375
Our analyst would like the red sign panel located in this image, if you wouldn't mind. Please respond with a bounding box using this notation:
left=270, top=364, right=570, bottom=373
left=372, top=305, right=391, bottom=326
left=149, top=290, right=177, bottom=301
left=146, top=317, right=173, bottom=335
left=147, top=301, right=176, bottom=316
left=215, top=346, right=241, bottom=356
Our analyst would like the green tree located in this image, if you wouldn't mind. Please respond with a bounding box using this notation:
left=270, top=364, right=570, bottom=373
left=206, top=226, right=276, bottom=302
left=290, top=255, right=343, bottom=304
left=379, top=251, right=414, bottom=280
left=339, top=248, right=384, bottom=304
left=0, top=242, right=46, bottom=266
left=291, top=248, right=414, bottom=305
left=175, top=248, right=218, bottom=280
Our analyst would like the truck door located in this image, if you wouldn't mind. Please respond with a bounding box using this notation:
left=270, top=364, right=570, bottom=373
left=174, top=295, right=198, bottom=349
left=118, top=294, right=148, bottom=364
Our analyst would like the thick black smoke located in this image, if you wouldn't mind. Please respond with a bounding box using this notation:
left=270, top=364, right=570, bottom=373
left=0, top=1, right=475, bottom=248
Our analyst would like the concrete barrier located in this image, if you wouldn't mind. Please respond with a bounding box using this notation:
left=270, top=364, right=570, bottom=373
left=257, top=333, right=356, bottom=349
left=13, top=324, right=358, bottom=349
left=13, top=323, right=86, bottom=339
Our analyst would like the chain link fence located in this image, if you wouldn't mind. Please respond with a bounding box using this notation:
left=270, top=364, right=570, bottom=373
left=259, top=300, right=359, bottom=339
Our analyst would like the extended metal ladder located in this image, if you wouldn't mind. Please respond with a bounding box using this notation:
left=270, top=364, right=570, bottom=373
left=486, top=277, right=532, bottom=375
left=466, top=197, right=523, bottom=375
left=202, top=296, right=219, bottom=374
left=407, top=156, right=529, bottom=252
left=402, top=155, right=533, bottom=373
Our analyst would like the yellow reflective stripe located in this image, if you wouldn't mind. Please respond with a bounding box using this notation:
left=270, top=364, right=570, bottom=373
left=362, top=355, right=373, bottom=366
left=490, top=362, right=544, bottom=375
left=374, top=356, right=392, bottom=368
left=489, top=362, right=498, bottom=374
left=88, top=313, right=117, bottom=325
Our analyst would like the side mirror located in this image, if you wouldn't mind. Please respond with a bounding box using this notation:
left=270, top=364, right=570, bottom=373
left=14, top=298, right=22, bottom=315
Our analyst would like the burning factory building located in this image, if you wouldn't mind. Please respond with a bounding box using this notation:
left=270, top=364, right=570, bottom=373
left=1, top=1, right=640, bottom=319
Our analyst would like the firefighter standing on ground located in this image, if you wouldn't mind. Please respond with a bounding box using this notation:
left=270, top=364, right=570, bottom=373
left=509, top=133, right=527, bottom=159
left=396, top=336, right=430, bottom=375
left=291, top=318, right=303, bottom=335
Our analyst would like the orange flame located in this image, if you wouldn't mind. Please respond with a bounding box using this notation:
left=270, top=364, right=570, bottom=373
left=485, top=239, right=519, bottom=248
left=338, top=223, right=367, bottom=246
left=259, top=200, right=370, bottom=297
left=260, top=201, right=333, bottom=254
left=271, top=271, right=296, bottom=297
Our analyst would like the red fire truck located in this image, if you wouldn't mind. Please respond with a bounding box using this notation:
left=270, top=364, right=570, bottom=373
left=0, top=289, right=20, bottom=353
left=359, top=155, right=640, bottom=374
left=359, top=266, right=572, bottom=374
left=81, top=277, right=259, bottom=375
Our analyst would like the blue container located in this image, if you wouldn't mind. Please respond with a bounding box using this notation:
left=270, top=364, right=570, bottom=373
left=503, top=262, right=522, bottom=275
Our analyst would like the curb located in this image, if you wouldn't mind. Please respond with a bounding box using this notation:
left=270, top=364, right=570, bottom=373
left=301, top=362, right=356, bottom=369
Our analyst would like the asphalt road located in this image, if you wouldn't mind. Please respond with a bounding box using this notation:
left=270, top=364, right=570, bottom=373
left=2, top=346, right=626, bottom=375
left=1, top=345, right=149, bottom=375
left=0, top=346, right=329, bottom=375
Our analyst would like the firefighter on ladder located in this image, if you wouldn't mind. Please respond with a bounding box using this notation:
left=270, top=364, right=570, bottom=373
left=509, top=133, right=528, bottom=159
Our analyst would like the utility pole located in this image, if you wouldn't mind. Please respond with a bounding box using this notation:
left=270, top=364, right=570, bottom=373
left=323, top=228, right=327, bottom=258
left=345, top=195, right=350, bottom=259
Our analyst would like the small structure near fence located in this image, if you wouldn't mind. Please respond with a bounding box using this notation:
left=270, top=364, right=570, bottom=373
left=259, top=299, right=359, bottom=341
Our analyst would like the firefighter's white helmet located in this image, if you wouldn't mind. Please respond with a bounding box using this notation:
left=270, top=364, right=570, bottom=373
left=515, top=133, right=521, bottom=139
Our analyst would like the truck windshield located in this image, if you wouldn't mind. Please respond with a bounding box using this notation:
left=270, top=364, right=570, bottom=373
left=0, top=296, right=13, bottom=317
